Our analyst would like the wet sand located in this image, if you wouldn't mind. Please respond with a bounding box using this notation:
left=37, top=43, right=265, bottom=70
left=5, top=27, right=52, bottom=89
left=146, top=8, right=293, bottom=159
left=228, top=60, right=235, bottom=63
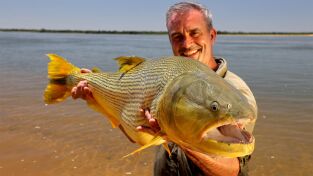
left=0, top=91, right=155, bottom=175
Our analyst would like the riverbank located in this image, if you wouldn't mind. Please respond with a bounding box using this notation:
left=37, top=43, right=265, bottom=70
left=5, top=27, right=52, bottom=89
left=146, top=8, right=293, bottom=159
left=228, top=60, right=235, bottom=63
left=1, top=28, right=312, bottom=36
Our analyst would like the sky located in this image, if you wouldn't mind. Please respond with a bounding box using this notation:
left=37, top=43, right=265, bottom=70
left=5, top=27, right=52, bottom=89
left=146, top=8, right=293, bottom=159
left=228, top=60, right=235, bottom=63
left=0, top=0, right=312, bottom=32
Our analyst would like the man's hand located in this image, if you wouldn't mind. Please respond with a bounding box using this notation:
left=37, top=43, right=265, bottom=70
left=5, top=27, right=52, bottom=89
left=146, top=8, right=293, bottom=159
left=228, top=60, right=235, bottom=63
left=71, top=69, right=93, bottom=100
left=136, top=109, right=161, bottom=135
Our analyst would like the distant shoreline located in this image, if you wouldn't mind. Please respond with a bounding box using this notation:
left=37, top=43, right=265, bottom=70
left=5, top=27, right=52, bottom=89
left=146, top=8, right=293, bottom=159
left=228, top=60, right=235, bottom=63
left=1, top=28, right=312, bottom=36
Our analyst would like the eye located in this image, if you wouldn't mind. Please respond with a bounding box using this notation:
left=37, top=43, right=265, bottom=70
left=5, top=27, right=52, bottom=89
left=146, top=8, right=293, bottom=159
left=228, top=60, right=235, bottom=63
left=171, top=34, right=183, bottom=42
left=190, top=29, right=201, bottom=38
left=210, top=101, right=219, bottom=112
left=227, top=104, right=232, bottom=109
left=190, top=30, right=201, bottom=38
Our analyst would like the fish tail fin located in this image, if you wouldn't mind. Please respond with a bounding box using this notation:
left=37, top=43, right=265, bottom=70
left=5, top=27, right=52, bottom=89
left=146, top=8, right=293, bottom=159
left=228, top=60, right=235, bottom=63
left=122, top=136, right=165, bottom=158
left=44, top=54, right=81, bottom=104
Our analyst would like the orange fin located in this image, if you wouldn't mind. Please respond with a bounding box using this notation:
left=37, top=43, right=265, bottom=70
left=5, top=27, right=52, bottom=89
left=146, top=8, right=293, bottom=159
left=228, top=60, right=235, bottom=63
left=114, top=56, right=145, bottom=73
left=44, top=54, right=80, bottom=104
left=123, top=136, right=165, bottom=158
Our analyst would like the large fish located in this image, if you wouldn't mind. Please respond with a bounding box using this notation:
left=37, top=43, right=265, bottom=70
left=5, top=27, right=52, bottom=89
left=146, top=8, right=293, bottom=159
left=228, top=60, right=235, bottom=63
left=44, top=54, right=256, bottom=157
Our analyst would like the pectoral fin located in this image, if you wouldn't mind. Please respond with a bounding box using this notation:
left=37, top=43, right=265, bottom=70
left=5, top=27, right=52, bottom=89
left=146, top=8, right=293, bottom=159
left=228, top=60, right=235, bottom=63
left=123, top=136, right=165, bottom=158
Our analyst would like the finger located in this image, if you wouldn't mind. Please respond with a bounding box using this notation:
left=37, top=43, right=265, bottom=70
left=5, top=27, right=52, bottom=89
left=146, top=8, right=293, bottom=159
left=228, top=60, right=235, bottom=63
left=136, top=126, right=156, bottom=135
left=145, top=109, right=153, bottom=120
left=83, top=85, right=90, bottom=93
left=85, top=94, right=93, bottom=101
left=149, top=118, right=157, bottom=126
left=77, top=83, right=84, bottom=97
left=143, top=109, right=161, bottom=131
left=136, top=126, right=144, bottom=131
left=71, top=87, right=78, bottom=99
left=80, top=80, right=88, bottom=87
left=83, top=87, right=94, bottom=98
left=77, top=81, right=88, bottom=92
left=81, top=68, right=92, bottom=73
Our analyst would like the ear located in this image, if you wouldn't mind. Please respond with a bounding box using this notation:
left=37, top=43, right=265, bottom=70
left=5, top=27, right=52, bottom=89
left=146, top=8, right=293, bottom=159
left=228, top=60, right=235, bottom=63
left=210, top=27, right=217, bottom=44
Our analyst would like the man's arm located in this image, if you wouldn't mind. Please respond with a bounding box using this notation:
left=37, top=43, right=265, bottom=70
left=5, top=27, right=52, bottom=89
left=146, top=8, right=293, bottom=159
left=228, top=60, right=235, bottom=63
left=137, top=109, right=240, bottom=176
left=183, top=147, right=239, bottom=176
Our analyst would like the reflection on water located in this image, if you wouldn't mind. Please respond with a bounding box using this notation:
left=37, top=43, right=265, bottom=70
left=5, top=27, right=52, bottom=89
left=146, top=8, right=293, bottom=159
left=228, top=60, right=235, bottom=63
left=0, top=32, right=312, bottom=175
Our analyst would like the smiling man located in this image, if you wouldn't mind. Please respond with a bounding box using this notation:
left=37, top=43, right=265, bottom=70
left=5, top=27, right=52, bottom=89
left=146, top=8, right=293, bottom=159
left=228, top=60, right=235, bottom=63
left=140, top=2, right=257, bottom=176
left=71, top=2, right=257, bottom=176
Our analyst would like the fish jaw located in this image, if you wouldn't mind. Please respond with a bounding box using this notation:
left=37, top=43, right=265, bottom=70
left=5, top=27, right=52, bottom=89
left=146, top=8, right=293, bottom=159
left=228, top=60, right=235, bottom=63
left=163, top=117, right=255, bottom=158
left=197, top=118, right=255, bottom=157
left=201, top=118, right=254, bottom=144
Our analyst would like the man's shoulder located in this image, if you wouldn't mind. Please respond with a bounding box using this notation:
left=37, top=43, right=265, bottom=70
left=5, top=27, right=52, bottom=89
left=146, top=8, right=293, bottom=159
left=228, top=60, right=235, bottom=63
left=224, top=71, right=248, bottom=88
left=214, top=57, right=257, bottom=115
left=224, top=70, right=258, bottom=118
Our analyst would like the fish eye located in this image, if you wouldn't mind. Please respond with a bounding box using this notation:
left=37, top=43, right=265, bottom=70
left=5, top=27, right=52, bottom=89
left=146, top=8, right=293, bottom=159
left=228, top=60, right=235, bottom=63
left=210, top=101, right=219, bottom=112
left=227, top=104, right=232, bottom=109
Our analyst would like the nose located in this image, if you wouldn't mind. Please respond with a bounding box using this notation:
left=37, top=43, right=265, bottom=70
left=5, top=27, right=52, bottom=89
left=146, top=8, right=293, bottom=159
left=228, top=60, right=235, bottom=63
left=182, top=35, right=193, bottom=49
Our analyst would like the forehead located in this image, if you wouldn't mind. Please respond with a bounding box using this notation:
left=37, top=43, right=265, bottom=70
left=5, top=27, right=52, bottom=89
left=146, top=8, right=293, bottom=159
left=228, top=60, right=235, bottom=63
left=167, top=9, right=207, bottom=32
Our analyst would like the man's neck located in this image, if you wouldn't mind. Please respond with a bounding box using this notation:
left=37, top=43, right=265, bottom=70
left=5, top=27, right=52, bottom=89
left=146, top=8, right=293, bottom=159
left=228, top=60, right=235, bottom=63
left=208, top=57, right=218, bottom=71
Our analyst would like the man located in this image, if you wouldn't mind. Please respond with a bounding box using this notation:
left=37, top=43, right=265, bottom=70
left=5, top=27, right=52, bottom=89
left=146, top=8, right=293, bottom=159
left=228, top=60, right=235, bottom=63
left=72, top=2, right=257, bottom=176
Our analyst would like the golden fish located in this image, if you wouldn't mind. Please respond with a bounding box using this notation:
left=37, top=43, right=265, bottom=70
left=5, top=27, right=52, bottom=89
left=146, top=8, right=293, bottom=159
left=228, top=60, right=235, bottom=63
left=44, top=54, right=256, bottom=157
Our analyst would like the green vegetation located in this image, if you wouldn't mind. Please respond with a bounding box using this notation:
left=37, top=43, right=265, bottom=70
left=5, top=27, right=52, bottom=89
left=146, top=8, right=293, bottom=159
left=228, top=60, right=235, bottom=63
left=0, top=28, right=312, bottom=36
left=0, top=28, right=167, bottom=35
left=217, top=31, right=313, bottom=36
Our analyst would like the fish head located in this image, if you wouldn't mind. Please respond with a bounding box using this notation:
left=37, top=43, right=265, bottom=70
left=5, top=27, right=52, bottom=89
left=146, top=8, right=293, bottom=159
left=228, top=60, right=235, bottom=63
left=157, top=71, right=256, bottom=157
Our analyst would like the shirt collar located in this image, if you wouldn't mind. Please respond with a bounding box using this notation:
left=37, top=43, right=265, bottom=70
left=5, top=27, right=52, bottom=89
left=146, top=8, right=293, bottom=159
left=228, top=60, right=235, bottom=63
left=215, top=57, right=228, bottom=78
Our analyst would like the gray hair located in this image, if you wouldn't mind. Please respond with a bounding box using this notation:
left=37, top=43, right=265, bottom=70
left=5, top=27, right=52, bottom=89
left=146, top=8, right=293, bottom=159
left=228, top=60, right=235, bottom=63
left=166, top=1, right=213, bottom=30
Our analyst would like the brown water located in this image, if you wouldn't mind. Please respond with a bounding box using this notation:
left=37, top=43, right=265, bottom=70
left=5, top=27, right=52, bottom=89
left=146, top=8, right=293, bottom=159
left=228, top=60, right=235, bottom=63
left=0, top=32, right=312, bottom=175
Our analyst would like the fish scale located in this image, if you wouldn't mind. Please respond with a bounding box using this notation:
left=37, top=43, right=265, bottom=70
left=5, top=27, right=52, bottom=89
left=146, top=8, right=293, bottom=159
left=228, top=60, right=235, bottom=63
left=70, top=57, right=201, bottom=128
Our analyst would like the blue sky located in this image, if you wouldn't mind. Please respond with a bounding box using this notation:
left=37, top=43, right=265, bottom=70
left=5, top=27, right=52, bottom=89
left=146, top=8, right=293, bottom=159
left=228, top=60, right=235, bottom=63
left=1, top=0, right=312, bottom=32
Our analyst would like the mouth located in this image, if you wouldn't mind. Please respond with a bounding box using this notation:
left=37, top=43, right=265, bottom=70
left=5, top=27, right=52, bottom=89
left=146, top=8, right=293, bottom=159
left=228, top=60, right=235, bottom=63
left=201, top=120, right=254, bottom=144
left=181, top=48, right=202, bottom=59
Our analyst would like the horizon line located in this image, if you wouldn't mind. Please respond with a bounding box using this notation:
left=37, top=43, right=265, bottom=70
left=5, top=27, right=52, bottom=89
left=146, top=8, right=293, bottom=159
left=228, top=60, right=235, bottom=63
left=1, top=28, right=313, bottom=36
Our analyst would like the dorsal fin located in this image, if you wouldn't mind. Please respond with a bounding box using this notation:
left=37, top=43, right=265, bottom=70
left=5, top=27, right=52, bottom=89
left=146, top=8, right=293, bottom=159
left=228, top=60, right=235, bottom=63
left=91, top=67, right=102, bottom=73
left=114, top=56, right=145, bottom=73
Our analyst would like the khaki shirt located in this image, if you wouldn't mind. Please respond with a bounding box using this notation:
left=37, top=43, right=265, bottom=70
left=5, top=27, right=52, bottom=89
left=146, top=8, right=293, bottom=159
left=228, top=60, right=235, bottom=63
left=215, top=57, right=257, bottom=132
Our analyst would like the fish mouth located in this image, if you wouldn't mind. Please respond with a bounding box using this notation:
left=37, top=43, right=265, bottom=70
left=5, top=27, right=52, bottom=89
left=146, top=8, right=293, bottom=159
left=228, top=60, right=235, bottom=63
left=201, top=119, right=254, bottom=144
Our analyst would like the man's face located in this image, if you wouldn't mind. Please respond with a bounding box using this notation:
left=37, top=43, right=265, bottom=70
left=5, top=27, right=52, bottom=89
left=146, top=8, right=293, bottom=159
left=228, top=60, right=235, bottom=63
left=167, top=9, right=216, bottom=65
